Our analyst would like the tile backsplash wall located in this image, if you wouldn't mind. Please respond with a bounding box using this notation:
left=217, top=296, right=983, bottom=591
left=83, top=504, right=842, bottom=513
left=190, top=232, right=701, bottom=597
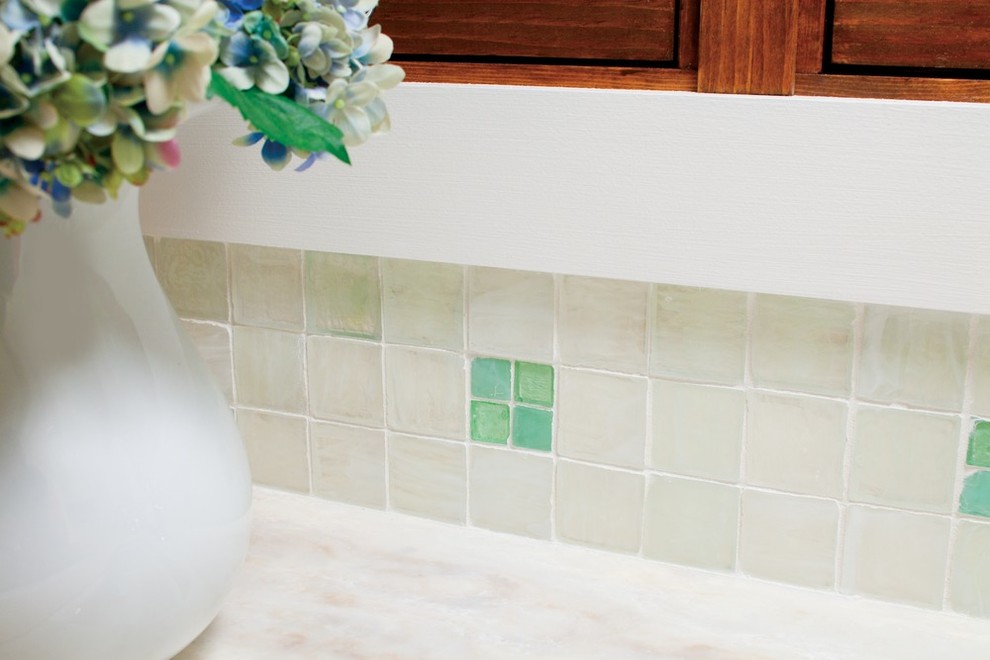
left=145, top=237, right=990, bottom=619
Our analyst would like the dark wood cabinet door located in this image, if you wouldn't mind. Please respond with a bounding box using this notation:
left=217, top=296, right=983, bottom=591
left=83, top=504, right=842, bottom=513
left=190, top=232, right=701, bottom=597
left=374, top=0, right=677, bottom=63
left=830, top=0, right=990, bottom=70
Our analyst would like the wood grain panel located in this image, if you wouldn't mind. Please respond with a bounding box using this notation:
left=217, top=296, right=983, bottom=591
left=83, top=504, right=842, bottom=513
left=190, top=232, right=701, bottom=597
left=375, top=0, right=676, bottom=63
left=831, top=0, right=990, bottom=69
left=796, top=73, right=990, bottom=102
left=678, top=0, right=701, bottom=69
left=796, top=0, right=827, bottom=72
left=697, top=0, right=799, bottom=94
left=398, top=62, right=697, bottom=91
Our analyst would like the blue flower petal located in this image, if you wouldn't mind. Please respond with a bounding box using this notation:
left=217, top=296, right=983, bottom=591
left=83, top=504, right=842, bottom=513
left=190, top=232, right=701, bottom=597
left=233, top=131, right=266, bottom=147
left=260, top=138, right=290, bottom=170
left=294, top=153, right=320, bottom=172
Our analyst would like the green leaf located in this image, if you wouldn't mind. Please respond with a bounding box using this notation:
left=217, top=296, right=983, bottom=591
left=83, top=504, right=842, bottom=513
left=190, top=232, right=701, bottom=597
left=208, top=71, right=349, bottom=165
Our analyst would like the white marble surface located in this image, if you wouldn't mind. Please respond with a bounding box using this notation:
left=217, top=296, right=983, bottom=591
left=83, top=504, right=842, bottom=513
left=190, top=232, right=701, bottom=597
left=176, top=488, right=990, bottom=659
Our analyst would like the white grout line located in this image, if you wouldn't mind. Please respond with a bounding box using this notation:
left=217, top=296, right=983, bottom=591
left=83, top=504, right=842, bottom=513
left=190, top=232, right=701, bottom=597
left=943, top=313, right=980, bottom=609
left=735, top=291, right=756, bottom=575
left=834, top=301, right=865, bottom=594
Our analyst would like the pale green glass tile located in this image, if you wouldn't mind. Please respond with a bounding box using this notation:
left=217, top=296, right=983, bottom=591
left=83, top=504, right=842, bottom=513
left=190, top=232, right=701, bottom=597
left=470, top=401, right=509, bottom=444
left=237, top=409, right=309, bottom=493
left=860, top=305, right=969, bottom=411
left=751, top=294, right=855, bottom=397
left=231, top=244, right=303, bottom=331
left=158, top=238, right=228, bottom=321
left=652, top=285, right=746, bottom=385
left=514, top=361, right=554, bottom=407
left=383, top=259, right=463, bottom=350
left=311, top=422, right=386, bottom=509
left=969, top=420, right=990, bottom=468
left=512, top=406, right=552, bottom=452
left=961, top=472, right=990, bottom=518
left=471, top=358, right=511, bottom=400
left=232, top=326, right=305, bottom=413
left=305, top=252, right=381, bottom=338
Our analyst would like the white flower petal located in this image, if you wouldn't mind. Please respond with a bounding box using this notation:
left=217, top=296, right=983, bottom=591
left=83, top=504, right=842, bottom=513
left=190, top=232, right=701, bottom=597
left=5, top=125, right=44, bottom=159
left=219, top=66, right=254, bottom=90
left=256, top=60, right=289, bottom=95
left=104, top=39, right=153, bottom=73
left=146, top=5, right=182, bottom=42
left=345, top=81, right=377, bottom=107
left=361, top=63, right=404, bottom=90
left=336, top=105, right=371, bottom=145
left=79, top=0, right=117, bottom=49
left=143, top=70, right=172, bottom=115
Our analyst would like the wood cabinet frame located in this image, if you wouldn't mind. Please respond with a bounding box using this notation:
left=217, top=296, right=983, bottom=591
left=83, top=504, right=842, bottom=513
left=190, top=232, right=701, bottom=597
left=386, top=0, right=990, bottom=102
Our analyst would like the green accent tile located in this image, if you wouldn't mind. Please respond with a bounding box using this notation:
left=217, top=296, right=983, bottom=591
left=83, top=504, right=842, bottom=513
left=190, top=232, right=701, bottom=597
left=471, top=401, right=510, bottom=444
left=512, top=406, right=553, bottom=452
left=305, top=252, right=381, bottom=338
left=515, top=361, right=554, bottom=407
left=960, top=471, right=990, bottom=517
left=968, top=420, right=990, bottom=468
left=472, top=358, right=511, bottom=400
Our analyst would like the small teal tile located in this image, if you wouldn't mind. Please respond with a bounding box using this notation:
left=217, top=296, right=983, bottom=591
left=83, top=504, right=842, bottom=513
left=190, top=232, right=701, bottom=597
left=513, top=406, right=552, bottom=452
left=960, top=471, right=990, bottom=517
left=472, top=358, right=511, bottom=400
left=968, top=420, right=990, bottom=468
left=515, top=361, right=554, bottom=407
left=471, top=400, right=510, bottom=444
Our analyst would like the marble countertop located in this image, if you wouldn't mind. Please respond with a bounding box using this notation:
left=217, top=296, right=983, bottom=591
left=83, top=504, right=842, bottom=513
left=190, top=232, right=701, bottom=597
left=176, top=488, right=990, bottom=659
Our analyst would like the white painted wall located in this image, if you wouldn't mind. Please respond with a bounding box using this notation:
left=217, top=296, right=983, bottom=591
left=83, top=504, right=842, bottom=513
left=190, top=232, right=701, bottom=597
left=141, top=83, right=990, bottom=315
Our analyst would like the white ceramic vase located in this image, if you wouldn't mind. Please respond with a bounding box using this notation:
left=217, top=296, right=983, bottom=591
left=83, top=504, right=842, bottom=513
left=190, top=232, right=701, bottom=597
left=0, top=185, right=252, bottom=659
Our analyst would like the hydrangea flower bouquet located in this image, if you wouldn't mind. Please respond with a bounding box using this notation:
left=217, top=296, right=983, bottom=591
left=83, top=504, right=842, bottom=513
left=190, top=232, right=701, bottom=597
left=0, top=0, right=403, bottom=236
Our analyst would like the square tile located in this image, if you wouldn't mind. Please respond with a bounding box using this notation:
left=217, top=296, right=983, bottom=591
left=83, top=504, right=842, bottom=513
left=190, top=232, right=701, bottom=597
left=181, top=320, right=233, bottom=403
left=841, top=505, right=950, bottom=608
left=237, top=409, right=309, bottom=493
left=158, top=238, right=228, bottom=321
left=859, top=305, right=969, bottom=410
left=968, top=419, right=990, bottom=468
left=652, top=285, right=746, bottom=385
left=305, top=252, right=381, bottom=338
left=850, top=407, right=959, bottom=514
left=557, top=368, right=647, bottom=469
left=559, top=276, right=649, bottom=373
left=388, top=434, right=466, bottom=524
left=470, top=446, right=552, bottom=539
left=970, top=317, right=990, bottom=417
left=385, top=346, right=465, bottom=439
left=310, top=422, right=386, bottom=509
left=308, top=336, right=384, bottom=426
left=470, top=401, right=510, bottom=444
left=555, top=461, right=644, bottom=553
left=949, top=520, right=990, bottom=617
left=739, top=490, right=838, bottom=589
left=514, top=361, right=554, bottom=407
left=650, top=380, right=744, bottom=482
left=960, top=471, right=990, bottom=518
left=471, top=358, right=511, bottom=400
left=751, top=294, right=855, bottom=397
left=230, top=243, right=303, bottom=331
left=512, top=406, right=552, bottom=452
left=382, top=259, right=463, bottom=350
left=232, top=326, right=305, bottom=413
left=643, top=476, right=739, bottom=571
left=746, top=392, right=847, bottom=498
left=468, top=267, right=554, bottom=362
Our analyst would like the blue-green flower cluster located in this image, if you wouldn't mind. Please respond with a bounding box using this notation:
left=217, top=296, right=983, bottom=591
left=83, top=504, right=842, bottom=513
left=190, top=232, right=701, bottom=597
left=220, top=0, right=403, bottom=170
left=0, top=0, right=223, bottom=235
left=0, top=0, right=402, bottom=236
